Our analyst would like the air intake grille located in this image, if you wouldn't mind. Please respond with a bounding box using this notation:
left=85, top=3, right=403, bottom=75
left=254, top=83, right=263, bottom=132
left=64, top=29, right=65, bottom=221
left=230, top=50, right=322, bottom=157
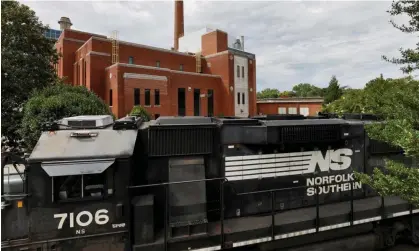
left=67, top=120, right=96, bottom=127
left=148, top=127, right=215, bottom=156
left=281, top=125, right=341, bottom=143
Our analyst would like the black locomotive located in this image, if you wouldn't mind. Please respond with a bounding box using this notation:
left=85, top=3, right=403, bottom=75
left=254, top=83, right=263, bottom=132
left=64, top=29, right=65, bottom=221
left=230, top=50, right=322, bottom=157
left=2, top=113, right=418, bottom=251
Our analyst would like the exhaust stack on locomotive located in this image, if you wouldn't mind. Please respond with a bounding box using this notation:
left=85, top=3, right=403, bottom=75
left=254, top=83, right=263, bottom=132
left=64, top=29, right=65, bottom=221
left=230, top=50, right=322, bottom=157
left=1, top=114, right=418, bottom=251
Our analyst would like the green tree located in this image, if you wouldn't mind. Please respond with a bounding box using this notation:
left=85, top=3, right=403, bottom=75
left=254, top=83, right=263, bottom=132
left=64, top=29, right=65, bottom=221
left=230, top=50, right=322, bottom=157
left=382, top=0, right=419, bottom=74
left=322, top=89, right=366, bottom=114
left=130, top=105, right=151, bottom=121
left=356, top=77, right=419, bottom=206
left=292, top=83, right=323, bottom=97
left=279, top=91, right=297, bottom=97
left=325, top=76, right=419, bottom=205
left=19, top=84, right=113, bottom=152
left=323, top=76, right=344, bottom=104
left=2, top=0, right=59, bottom=152
left=256, top=88, right=281, bottom=99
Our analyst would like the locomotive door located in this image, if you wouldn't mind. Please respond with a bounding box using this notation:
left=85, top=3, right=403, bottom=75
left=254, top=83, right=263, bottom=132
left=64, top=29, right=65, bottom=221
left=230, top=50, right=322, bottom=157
left=1, top=152, right=29, bottom=241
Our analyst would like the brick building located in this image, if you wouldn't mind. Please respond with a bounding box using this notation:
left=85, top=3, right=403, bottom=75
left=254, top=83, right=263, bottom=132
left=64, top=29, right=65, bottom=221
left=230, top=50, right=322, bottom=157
left=257, top=97, right=324, bottom=116
left=54, top=1, right=256, bottom=119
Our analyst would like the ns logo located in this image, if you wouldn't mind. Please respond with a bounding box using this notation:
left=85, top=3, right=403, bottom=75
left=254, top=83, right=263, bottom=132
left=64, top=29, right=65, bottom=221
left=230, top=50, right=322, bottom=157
left=306, top=148, right=353, bottom=173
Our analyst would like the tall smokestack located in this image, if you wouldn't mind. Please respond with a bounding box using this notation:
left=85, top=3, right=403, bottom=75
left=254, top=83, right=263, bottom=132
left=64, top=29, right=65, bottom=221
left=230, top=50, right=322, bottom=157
left=174, top=0, right=184, bottom=51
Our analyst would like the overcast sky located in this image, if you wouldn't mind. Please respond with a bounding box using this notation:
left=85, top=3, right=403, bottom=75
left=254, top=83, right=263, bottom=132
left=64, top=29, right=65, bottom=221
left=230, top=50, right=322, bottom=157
left=21, top=0, right=417, bottom=91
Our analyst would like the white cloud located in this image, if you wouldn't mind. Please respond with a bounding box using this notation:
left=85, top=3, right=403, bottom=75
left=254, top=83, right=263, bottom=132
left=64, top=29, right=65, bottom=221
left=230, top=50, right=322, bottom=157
left=19, top=0, right=418, bottom=91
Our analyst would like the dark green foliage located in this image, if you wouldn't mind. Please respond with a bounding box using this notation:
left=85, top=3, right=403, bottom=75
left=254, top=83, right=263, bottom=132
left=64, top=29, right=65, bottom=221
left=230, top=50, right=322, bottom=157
left=130, top=105, right=151, bottom=121
left=323, top=76, right=344, bottom=104
left=292, top=83, right=324, bottom=97
left=256, top=88, right=281, bottom=99
left=382, top=0, right=419, bottom=74
left=1, top=0, right=59, bottom=152
left=20, top=84, right=113, bottom=152
left=325, top=76, right=419, bottom=205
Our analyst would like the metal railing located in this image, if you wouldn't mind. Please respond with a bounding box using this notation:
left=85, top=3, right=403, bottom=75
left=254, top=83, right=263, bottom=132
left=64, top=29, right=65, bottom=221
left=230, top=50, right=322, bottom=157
left=127, top=178, right=418, bottom=250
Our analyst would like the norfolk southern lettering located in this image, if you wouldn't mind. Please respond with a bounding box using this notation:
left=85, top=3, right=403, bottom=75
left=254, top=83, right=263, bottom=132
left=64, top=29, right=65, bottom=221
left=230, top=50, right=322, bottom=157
left=305, top=148, right=362, bottom=196
left=306, top=173, right=362, bottom=196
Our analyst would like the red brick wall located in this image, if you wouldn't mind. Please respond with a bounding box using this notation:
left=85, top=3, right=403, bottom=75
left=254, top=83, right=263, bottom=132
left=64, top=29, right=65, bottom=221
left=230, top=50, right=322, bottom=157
left=201, top=30, right=228, bottom=56
left=257, top=102, right=323, bottom=116
left=105, top=64, right=224, bottom=118
left=202, top=52, right=233, bottom=116
left=124, top=77, right=169, bottom=118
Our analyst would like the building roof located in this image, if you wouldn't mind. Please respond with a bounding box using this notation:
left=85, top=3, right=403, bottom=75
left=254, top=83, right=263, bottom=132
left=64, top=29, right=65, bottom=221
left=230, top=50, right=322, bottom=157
left=257, top=97, right=324, bottom=104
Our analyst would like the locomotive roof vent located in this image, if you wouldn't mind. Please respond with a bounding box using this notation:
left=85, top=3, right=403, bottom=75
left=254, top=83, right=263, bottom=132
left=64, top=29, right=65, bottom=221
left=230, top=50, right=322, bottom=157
left=342, top=113, right=380, bottom=121
left=253, top=114, right=305, bottom=121
left=154, top=116, right=213, bottom=125
left=60, top=115, right=114, bottom=129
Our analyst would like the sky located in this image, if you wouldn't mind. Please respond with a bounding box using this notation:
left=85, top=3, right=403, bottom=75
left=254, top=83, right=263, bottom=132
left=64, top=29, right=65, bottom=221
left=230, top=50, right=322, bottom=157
left=20, top=0, right=418, bottom=91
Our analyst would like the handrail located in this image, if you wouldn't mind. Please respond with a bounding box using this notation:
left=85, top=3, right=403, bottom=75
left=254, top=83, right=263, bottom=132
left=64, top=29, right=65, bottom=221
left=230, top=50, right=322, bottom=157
left=127, top=177, right=415, bottom=251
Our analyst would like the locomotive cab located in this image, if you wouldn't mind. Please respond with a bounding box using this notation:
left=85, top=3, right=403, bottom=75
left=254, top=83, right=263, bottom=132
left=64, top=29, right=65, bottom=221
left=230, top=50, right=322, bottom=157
left=2, top=115, right=142, bottom=250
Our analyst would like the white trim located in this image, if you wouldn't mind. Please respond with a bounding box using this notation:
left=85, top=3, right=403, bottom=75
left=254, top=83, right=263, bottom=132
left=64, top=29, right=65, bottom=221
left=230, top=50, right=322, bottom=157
left=123, top=73, right=167, bottom=81
left=93, top=37, right=195, bottom=57
left=390, top=210, right=410, bottom=218
left=257, top=99, right=324, bottom=104
left=87, top=51, right=111, bottom=57
left=106, top=63, right=222, bottom=79
left=412, top=209, right=419, bottom=214
left=353, top=216, right=381, bottom=225
left=275, top=228, right=316, bottom=240
left=319, top=222, right=351, bottom=231
left=233, top=236, right=272, bottom=247
left=189, top=246, right=221, bottom=251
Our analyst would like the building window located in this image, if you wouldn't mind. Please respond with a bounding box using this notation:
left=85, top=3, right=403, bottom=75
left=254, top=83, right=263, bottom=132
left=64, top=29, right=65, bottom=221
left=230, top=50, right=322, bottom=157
left=242, top=93, right=245, bottom=104
left=194, top=89, right=200, bottom=116
left=288, top=107, right=297, bottom=114
left=129, top=56, right=134, bottom=64
left=237, top=92, right=241, bottom=105
left=155, top=89, right=160, bottom=106
left=156, top=61, right=160, bottom=68
left=299, top=107, right=309, bottom=116
left=178, top=88, right=186, bottom=116
left=236, top=65, right=240, bottom=78
left=278, top=107, right=286, bottom=114
left=242, top=66, right=244, bottom=78
left=208, top=89, right=214, bottom=117
left=109, top=89, right=113, bottom=106
left=134, top=88, right=140, bottom=105
left=145, top=89, right=151, bottom=106
left=180, top=64, right=183, bottom=71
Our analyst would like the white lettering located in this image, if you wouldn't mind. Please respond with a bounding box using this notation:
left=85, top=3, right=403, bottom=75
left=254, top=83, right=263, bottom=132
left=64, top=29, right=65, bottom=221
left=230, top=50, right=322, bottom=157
left=95, top=209, right=109, bottom=225
left=112, top=223, right=126, bottom=228
left=306, top=173, right=363, bottom=196
left=307, top=148, right=353, bottom=173
left=76, top=229, right=86, bottom=235
left=76, top=211, right=93, bottom=227
left=54, top=213, right=67, bottom=230
left=54, top=209, right=110, bottom=229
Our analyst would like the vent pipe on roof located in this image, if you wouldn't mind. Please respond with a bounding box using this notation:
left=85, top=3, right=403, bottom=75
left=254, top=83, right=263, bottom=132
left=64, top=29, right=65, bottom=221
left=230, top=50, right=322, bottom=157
left=241, top=36, right=244, bottom=51
left=58, top=17, right=72, bottom=31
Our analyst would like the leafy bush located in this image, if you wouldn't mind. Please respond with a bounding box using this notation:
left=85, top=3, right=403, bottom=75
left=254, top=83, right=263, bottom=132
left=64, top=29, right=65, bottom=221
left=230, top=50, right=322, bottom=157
left=129, top=105, right=151, bottom=121
left=20, top=83, right=113, bottom=151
